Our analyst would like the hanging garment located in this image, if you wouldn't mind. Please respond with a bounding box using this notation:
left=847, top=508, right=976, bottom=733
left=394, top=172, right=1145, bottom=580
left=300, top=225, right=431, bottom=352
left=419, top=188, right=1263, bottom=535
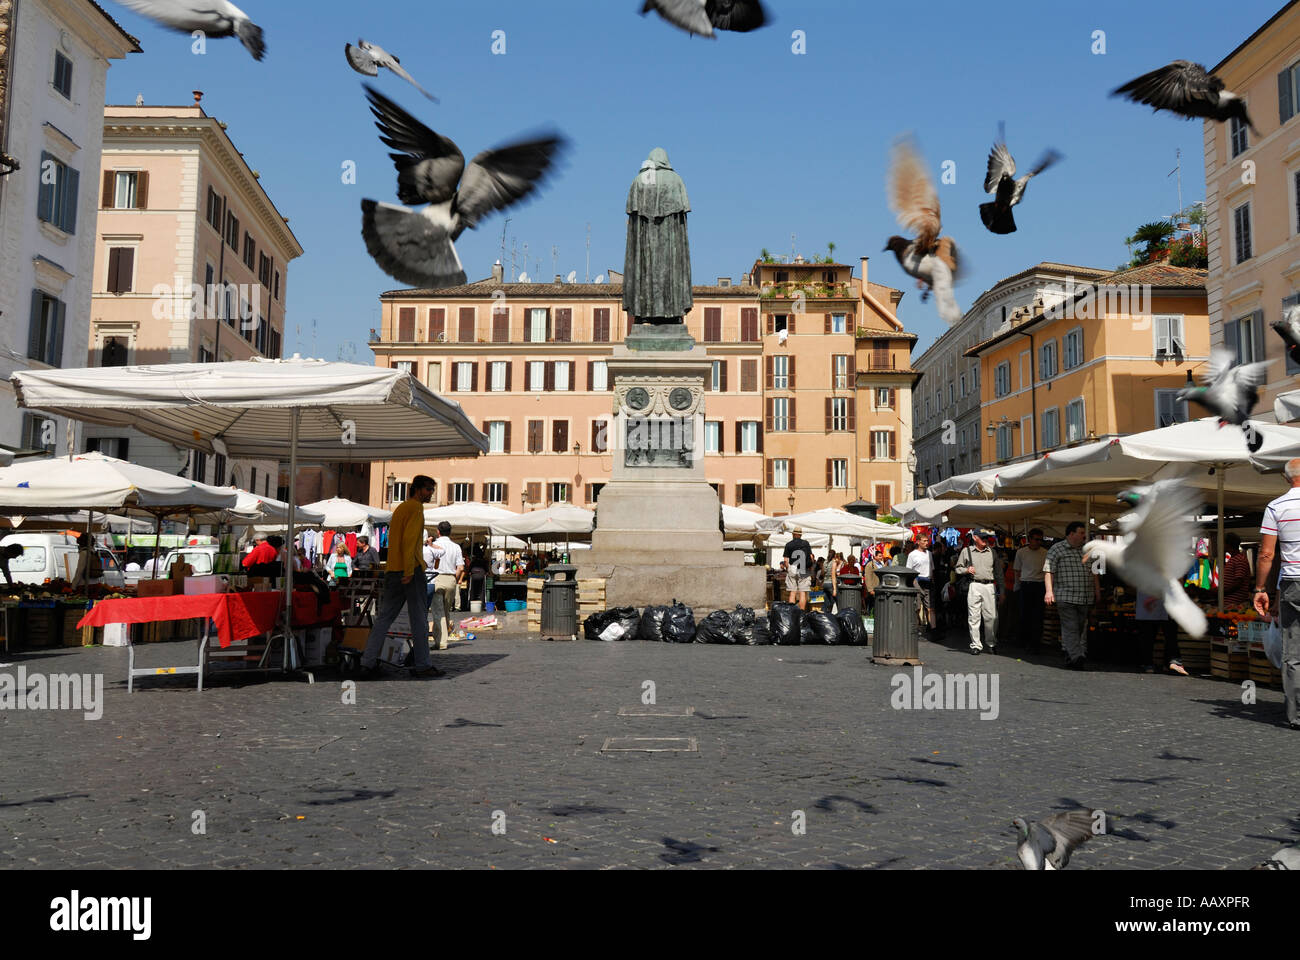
left=345, top=532, right=358, bottom=557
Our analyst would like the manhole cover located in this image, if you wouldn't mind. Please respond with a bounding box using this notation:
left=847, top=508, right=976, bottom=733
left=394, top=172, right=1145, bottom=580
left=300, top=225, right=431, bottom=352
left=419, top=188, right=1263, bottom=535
left=600, top=737, right=698, bottom=753
left=617, top=706, right=695, bottom=717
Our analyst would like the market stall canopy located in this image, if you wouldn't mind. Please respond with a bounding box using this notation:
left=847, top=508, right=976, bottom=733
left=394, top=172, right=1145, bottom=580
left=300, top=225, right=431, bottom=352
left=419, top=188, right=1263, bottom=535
left=0, top=452, right=239, bottom=515
left=1275, top=390, right=1300, bottom=425
left=992, top=419, right=1300, bottom=505
left=491, top=504, right=594, bottom=539
left=894, top=498, right=1062, bottom=527
left=0, top=512, right=154, bottom=533
left=757, top=508, right=911, bottom=541
left=424, top=503, right=518, bottom=535
left=10, top=358, right=489, bottom=462
left=298, top=497, right=390, bottom=529
left=926, top=466, right=1006, bottom=500
left=722, top=505, right=771, bottom=541
left=194, top=490, right=329, bottom=527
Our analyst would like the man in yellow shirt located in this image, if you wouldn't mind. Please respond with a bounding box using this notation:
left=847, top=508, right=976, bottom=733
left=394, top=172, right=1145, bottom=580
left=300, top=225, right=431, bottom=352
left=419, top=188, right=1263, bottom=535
left=360, top=475, right=442, bottom=678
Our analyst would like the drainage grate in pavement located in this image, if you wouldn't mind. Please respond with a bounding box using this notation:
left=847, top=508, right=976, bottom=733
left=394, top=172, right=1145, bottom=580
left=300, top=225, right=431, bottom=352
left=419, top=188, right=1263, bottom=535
left=617, top=706, right=695, bottom=717
left=600, top=737, right=698, bottom=753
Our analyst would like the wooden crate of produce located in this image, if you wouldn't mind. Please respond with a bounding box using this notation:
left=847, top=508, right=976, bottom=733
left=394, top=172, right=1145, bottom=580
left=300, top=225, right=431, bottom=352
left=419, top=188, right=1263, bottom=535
left=1176, top=636, right=1211, bottom=673
left=1248, top=644, right=1283, bottom=688
left=1210, top=639, right=1249, bottom=681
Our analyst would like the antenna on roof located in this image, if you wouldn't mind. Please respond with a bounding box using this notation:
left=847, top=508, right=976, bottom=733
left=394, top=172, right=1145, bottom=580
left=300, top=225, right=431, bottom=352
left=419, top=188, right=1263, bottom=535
left=552, top=245, right=558, bottom=279
left=586, top=222, right=591, bottom=283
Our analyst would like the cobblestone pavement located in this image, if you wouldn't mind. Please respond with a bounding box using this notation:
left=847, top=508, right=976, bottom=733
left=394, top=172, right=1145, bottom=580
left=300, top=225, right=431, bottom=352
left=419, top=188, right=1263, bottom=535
left=0, top=627, right=1294, bottom=869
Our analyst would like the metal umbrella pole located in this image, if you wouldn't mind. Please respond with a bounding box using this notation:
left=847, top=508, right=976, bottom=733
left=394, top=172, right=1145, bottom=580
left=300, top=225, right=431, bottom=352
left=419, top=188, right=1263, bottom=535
left=281, top=408, right=306, bottom=678
left=1217, top=466, right=1226, bottom=614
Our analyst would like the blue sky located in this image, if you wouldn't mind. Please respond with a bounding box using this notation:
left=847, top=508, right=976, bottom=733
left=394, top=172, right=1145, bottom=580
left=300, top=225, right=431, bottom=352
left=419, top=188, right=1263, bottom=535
left=102, top=0, right=1282, bottom=360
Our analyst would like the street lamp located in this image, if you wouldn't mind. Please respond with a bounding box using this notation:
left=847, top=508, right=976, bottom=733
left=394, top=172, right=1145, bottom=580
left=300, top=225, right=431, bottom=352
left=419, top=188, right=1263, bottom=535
left=386, top=472, right=396, bottom=504
left=788, top=491, right=796, bottom=514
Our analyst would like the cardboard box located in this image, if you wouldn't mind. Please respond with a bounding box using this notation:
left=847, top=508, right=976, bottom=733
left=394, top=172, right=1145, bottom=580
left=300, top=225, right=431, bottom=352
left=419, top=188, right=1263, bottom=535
left=341, top=626, right=370, bottom=652
left=379, top=635, right=410, bottom=667
left=103, top=622, right=130, bottom=647
left=137, top=579, right=179, bottom=598
left=182, top=576, right=226, bottom=596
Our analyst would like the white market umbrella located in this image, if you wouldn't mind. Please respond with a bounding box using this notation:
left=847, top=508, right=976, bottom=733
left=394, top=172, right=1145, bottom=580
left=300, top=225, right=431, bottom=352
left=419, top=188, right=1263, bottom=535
left=722, top=505, right=771, bottom=543
left=12, top=359, right=487, bottom=674
left=299, top=497, right=391, bottom=529
left=491, top=504, right=593, bottom=539
left=926, top=466, right=1006, bottom=500
left=424, top=503, right=517, bottom=535
left=192, top=489, right=329, bottom=527
left=895, top=498, right=1060, bottom=527
left=757, top=508, right=910, bottom=541
left=1275, top=390, right=1300, bottom=424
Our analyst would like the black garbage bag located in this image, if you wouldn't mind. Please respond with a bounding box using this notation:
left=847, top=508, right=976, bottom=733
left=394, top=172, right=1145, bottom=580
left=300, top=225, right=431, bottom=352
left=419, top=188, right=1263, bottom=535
left=748, top=619, right=774, bottom=645
left=638, top=606, right=671, bottom=642
left=801, top=611, right=845, bottom=646
left=837, top=609, right=869, bottom=647
left=770, top=602, right=803, bottom=646
left=663, top=600, right=697, bottom=644
left=585, top=606, right=641, bottom=642
left=696, top=609, right=736, bottom=645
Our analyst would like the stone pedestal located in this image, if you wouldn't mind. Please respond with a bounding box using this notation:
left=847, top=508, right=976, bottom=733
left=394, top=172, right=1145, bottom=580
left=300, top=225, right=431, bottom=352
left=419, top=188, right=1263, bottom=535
left=577, top=337, right=767, bottom=615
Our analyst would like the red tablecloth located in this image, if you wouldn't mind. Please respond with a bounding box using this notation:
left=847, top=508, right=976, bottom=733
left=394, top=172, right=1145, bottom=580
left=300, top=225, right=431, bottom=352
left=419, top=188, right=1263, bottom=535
left=78, top=591, right=342, bottom=648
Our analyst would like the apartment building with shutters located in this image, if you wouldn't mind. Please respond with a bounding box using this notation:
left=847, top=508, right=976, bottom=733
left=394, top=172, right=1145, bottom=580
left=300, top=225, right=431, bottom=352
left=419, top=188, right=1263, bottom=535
left=0, top=0, right=138, bottom=459
left=965, top=263, right=1208, bottom=468
left=368, top=256, right=917, bottom=516
left=83, top=95, right=303, bottom=491
left=1202, top=0, right=1300, bottom=420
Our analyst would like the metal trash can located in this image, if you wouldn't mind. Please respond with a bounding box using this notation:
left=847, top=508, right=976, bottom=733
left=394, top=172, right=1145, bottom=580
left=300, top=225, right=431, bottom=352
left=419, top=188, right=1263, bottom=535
left=540, top=564, right=578, bottom=640
left=871, top=565, right=922, bottom=665
left=836, top=572, right=863, bottom=614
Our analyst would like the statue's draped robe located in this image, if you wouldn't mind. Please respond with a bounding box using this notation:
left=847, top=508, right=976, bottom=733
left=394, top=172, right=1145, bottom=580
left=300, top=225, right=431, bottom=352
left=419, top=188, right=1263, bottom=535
left=623, top=149, right=692, bottom=324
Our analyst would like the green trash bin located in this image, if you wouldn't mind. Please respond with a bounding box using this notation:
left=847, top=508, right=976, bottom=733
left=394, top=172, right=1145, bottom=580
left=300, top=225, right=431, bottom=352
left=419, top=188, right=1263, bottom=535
left=871, top=565, right=923, bottom=665
left=541, top=564, right=578, bottom=640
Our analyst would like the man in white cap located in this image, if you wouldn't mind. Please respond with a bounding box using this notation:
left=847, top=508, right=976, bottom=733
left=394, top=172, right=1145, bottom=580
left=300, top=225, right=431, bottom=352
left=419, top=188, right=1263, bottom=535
left=782, top=526, right=813, bottom=611
left=957, top=530, right=1004, bottom=655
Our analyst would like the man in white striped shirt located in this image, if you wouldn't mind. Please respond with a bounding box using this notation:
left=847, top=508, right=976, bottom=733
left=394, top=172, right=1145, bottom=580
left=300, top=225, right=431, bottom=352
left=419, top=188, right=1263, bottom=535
left=1254, top=458, right=1300, bottom=729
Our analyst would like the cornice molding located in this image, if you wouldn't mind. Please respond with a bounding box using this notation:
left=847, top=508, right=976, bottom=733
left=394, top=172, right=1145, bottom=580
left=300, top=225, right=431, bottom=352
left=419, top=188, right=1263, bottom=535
left=104, top=117, right=303, bottom=258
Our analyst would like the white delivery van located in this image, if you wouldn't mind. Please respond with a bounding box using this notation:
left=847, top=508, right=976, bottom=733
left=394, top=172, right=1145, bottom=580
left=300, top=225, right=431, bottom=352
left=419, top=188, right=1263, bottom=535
left=1, top=533, right=125, bottom=589
left=123, top=545, right=220, bottom=586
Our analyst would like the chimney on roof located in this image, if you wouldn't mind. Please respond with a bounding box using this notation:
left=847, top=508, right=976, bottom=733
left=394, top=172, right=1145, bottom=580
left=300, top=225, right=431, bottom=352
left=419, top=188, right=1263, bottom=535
left=193, top=90, right=203, bottom=105
left=492, top=260, right=504, bottom=283
left=717, top=277, right=731, bottom=287
left=555, top=274, right=563, bottom=284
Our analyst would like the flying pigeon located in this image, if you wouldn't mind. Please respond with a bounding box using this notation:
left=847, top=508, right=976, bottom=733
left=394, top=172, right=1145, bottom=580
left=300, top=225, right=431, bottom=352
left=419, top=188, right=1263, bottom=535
left=885, top=136, right=963, bottom=326
left=979, top=124, right=1062, bottom=235
left=1271, top=304, right=1300, bottom=367
left=1112, top=61, right=1256, bottom=132
left=1177, top=348, right=1269, bottom=451
left=641, top=0, right=768, bottom=37
left=1083, top=480, right=1207, bottom=638
left=1253, top=845, right=1300, bottom=870
left=345, top=40, right=438, bottom=102
left=113, top=0, right=265, bottom=60
left=1012, top=810, right=1097, bottom=870
left=359, top=85, right=565, bottom=290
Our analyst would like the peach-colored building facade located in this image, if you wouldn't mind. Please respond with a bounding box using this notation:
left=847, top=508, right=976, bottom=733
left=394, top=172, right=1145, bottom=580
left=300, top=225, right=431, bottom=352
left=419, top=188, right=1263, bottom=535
left=967, top=264, right=1209, bottom=467
left=86, top=97, right=303, bottom=489
left=1202, top=0, right=1300, bottom=419
left=368, top=256, right=918, bottom=517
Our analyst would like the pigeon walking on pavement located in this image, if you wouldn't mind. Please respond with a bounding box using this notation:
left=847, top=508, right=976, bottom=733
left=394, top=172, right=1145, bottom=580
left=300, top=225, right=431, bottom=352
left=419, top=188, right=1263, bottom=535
left=345, top=40, right=438, bottom=101
left=1271, top=304, right=1300, bottom=367
left=1253, top=845, right=1300, bottom=870
left=979, top=124, right=1062, bottom=235
left=1012, top=810, right=1097, bottom=870
left=1112, top=60, right=1256, bottom=132
left=1083, top=480, right=1207, bottom=638
left=885, top=136, right=963, bottom=326
left=640, top=0, right=768, bottom=38
left=113, top=0, right=265, bottom=60
left=359, top=85, right=566, bottom=290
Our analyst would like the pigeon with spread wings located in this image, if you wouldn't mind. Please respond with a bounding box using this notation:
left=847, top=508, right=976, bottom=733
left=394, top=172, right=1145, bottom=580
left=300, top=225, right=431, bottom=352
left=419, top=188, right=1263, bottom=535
left=641, top=0, right=768, bottom=37
left=1012, top=810, right=1098, bottom=870
left=1112, top=60, right=1256, bottom=132
left=980, top=123, right=1062, bottom=235
left=885, top=136, right=963, bottom=326
left=1271, top=304, right=1300, bottom=367
left=1084, top=480, right=1207, bottom=639
left=360, top=85, right=565, bottom=290
left=113, top=0, right=265, bottom=60
left=346, top=40, right=438, bottom=102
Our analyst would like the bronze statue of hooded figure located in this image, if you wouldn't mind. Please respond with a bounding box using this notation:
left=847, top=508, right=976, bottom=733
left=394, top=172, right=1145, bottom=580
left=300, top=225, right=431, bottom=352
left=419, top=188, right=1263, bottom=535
left=624, top=148, right=693, bottom=325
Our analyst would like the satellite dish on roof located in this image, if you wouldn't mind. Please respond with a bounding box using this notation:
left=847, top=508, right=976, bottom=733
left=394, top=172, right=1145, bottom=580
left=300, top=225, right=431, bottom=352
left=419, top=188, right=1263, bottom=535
left=518, top=272, right=530, bottom=283
left=567, top=271, right=577, bottom=283
left=595, top=274, right=606, bottom=284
